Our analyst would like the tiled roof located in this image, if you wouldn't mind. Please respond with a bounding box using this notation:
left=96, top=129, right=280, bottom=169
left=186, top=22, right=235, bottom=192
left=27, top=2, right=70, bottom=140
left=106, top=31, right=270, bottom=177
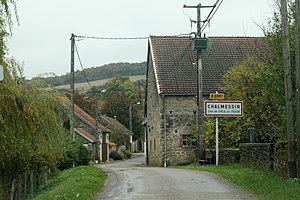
left=101, top=115, right=132, bottom=135
left=149, top=36, right=267, bottom=95
left=75, top=128, right=96, bottom=143
left=74, top=104, right=110, bottom=133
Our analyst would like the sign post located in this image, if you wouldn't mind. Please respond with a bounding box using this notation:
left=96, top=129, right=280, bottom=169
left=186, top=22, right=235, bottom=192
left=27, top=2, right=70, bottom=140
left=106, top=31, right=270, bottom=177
left=205, top=99, right=243, bottom=165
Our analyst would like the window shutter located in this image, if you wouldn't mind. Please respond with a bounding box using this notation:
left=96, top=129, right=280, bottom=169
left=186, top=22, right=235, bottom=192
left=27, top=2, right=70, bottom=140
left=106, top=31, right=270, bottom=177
left=180, top=134, right=183, bottom=146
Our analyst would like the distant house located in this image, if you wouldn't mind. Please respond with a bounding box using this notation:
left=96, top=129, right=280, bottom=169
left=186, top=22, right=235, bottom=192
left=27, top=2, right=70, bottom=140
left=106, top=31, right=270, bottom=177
left=144, top=36, right=267, bottom=166
left=74, top=104, right=111, bottom=162
left=75, top=128, right=96, bottom=160
left=100, top=115, right=132, bottom=152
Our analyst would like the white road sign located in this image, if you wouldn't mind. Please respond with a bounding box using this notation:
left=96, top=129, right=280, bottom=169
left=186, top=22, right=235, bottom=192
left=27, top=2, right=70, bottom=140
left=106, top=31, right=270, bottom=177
left=204, top=101, right=243, bottom=117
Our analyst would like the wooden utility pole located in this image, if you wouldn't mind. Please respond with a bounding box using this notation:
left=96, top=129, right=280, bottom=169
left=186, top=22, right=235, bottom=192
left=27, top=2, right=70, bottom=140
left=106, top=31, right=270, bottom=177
left=183, top=1, right=220, bottom=160
left=70, top=33, right=75, bottom=141
left=95, top=90, right=100, bottom=161
left=295, top=0, right=300, bottom=178
left=184, top=3, right=205, bottom=160
left=281, top=0, right=297, bottom=178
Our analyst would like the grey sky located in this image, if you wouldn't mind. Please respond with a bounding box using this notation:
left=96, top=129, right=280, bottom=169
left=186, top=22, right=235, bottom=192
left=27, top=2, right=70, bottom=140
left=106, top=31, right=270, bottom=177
left=7, top=0, right=274, bottom=79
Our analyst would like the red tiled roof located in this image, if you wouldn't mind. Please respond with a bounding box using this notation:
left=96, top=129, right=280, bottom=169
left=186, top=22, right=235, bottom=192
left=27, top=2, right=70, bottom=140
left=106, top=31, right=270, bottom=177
left=149, top=36, right=267, bottom=95
left=75, top=128, right=96, bottom=143
left=101, top=115, right=131, bottom=135
left=74, top=104, right=110, bottom=133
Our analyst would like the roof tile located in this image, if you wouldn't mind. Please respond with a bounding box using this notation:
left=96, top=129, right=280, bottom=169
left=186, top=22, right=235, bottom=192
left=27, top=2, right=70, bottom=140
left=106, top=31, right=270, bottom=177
left=149, top=36, right=267, bottom=95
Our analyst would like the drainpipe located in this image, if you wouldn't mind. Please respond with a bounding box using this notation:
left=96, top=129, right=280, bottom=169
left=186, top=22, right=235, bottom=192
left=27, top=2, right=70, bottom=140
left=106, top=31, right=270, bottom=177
left=163, top=95, right=167, bottom=167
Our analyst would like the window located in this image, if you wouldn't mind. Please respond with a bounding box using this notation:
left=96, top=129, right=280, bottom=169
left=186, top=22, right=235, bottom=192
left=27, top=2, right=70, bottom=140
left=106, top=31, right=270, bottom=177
left=180, top=134, right=197, bottom=147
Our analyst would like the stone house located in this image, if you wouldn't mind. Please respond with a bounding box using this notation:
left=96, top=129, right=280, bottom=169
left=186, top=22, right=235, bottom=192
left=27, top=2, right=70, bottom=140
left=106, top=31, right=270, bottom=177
left=144, top=36, right=267, bottom=166
left=74, top=104, right=111, bottom=162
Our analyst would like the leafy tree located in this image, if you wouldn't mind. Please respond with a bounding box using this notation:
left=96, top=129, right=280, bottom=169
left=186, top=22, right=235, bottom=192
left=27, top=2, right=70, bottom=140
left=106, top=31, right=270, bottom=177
left=202, top=2, right=299, bottom=149
left=0, top=60, right=70, bottom=183
left=0, top=1, right=18, bottom=62
left=108, top=125, right=128, bottom=146
left=101, top=77, right=144, bottom=141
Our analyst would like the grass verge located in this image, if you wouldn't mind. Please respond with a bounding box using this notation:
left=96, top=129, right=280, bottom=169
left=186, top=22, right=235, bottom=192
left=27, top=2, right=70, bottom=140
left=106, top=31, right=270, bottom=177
left=175, top=164, right=300, bottom=200
left=30, top=165, right=106, bottom=200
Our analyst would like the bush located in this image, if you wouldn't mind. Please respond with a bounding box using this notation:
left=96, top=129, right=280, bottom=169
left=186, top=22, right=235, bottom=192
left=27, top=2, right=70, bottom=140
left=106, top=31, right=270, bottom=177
left=109, top=151, right=124, bottom=160
left=122, top=149, right=132, bottom=159
left=58, top=141, right=91, bottom=170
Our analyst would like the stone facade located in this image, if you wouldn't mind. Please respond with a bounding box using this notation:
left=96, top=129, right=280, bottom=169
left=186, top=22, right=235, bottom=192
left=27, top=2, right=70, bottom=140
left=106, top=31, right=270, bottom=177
left=146, top=52, right=197, bottom=166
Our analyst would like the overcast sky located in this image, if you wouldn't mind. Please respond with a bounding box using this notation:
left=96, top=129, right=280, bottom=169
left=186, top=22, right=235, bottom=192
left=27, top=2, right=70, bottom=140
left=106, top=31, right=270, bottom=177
left=7, top=0, right=275, bottom=79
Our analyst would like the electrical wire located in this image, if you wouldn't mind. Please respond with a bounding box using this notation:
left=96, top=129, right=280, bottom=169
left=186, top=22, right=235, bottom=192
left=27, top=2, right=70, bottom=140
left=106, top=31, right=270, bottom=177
left=75, top=35, right=148, bottom=40
left=201, top=0, right=223, bottom=33
left=74, top=43, right=93, bottom=89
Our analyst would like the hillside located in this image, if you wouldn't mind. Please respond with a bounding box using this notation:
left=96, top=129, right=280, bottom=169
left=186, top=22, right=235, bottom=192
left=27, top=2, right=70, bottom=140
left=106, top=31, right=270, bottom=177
left=34, top=62, right=147, bottom=86
left=54, top=75, right=146, bottom=91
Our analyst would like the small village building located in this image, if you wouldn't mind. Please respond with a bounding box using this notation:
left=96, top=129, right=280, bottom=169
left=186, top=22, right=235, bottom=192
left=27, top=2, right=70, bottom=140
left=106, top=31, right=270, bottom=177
left=144, top=36, right=267, bottom=166
left=74, top=104, right=111, bottom=162
left=75, top=128, right=96, bottom=161
left=100, top=115, right=132, bottom=152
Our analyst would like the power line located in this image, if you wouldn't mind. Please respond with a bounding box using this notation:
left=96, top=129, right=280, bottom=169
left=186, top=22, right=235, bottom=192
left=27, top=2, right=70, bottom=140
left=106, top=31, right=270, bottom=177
left=74, top=33, right=192, bottom=41
left=74, top=42, right=93, bottom=89
left=75, top=35, right=149, bottom=40
left=201, top=0, right=223, bottom=32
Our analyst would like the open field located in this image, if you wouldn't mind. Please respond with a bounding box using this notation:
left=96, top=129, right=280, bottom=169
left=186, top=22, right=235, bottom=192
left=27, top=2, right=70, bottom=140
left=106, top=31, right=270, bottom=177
left=54, top=75, right=146, bottom=92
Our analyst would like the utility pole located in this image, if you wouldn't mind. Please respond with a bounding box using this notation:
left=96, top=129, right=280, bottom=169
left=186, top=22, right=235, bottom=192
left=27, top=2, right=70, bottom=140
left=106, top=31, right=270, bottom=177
left=70, top=33, right=75, bottom=141
left=281, top=0, right=297, bottom=178
left=129, top=102, right=140, bottom=151
left=184, top=3, right=204, bottom=160
left=183, top=2, right=218, bottom=160
left=95, top=91, right=100, bottom=161
left=295, top=0, right=300, bottom=178
left=95, top=89, right=105, bottom=162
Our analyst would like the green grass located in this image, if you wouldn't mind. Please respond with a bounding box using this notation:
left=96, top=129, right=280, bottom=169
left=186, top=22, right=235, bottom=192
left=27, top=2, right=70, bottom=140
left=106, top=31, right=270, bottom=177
left=30, top=166, right=107, bottom=200
left=175, top=164, right=300, bottom=200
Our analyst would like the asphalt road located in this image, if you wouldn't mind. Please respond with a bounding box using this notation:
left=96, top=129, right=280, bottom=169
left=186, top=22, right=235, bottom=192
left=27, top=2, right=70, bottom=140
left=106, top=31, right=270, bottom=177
left=94, top=154, right=257, bottom=200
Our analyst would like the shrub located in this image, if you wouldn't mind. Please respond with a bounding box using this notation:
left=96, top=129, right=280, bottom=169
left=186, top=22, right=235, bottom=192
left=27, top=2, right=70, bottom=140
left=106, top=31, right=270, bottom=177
left=58, top=141, right=91, bottom=170
left=122, top=149, right=132, bottom=159
left=109, top=151, right=124, bottom=160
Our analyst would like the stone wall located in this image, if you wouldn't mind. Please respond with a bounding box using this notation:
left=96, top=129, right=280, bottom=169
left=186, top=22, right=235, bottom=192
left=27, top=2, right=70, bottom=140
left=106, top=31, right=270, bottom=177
left=146, top=56, right=163, bottom=166
left=205, top=149, right=240, bottom=165
left=239, top=143, right=274, bottom=171
left=206, top=144, right=289, bottom=178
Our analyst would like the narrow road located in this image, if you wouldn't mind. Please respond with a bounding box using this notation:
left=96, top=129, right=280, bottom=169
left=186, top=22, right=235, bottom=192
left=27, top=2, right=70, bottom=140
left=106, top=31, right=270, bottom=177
left=94, top=154, right=257, bottom=200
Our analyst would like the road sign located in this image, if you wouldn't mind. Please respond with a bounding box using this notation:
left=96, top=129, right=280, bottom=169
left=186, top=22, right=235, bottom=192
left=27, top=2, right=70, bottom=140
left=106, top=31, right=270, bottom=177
left=209, top=93, right=225, bottom=99
left=204, top=101, right=243, bottom=117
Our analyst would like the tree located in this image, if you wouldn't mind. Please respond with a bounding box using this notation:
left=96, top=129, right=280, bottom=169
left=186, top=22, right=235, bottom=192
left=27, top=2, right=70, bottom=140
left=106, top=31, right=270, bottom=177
left=0, top=60, right=70, bottom=184
left=204, top=1, right=299, bottom=177
left=0, top=1, right=18, bottom=62
left=204, top=57, right=285, bottom=148
left=101, top=77, right=144, bottom=141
